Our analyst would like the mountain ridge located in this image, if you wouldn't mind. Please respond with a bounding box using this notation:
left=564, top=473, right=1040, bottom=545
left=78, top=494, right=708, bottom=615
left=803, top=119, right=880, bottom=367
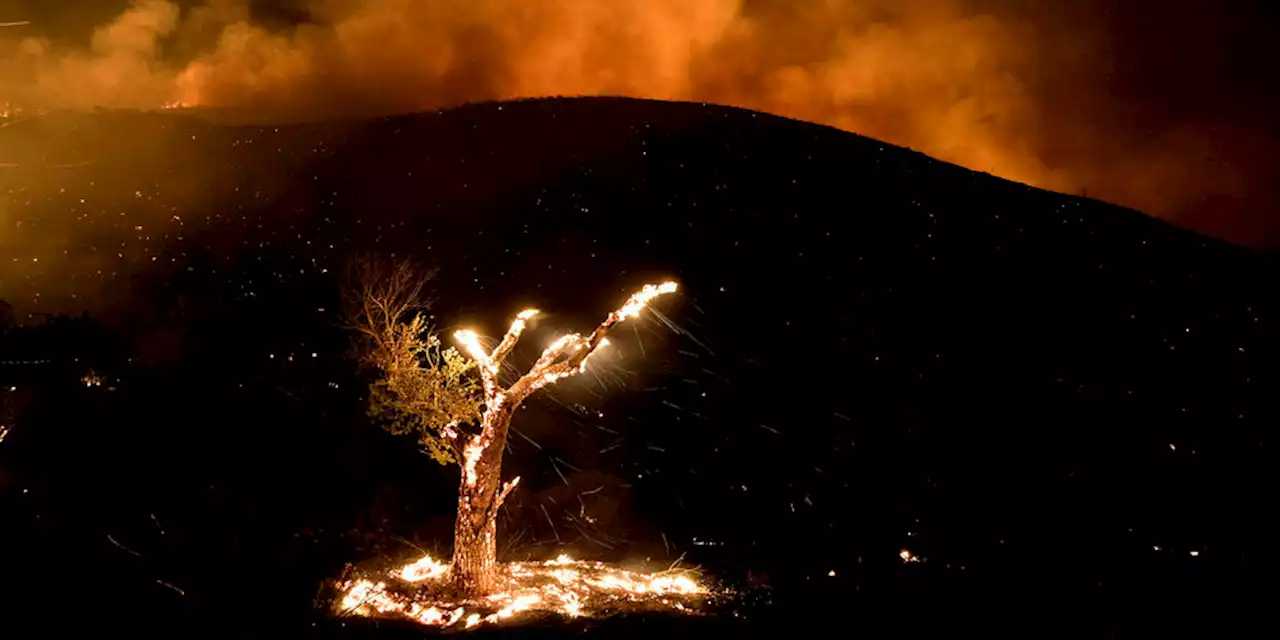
left=1, top=95, right=1271, bottom=252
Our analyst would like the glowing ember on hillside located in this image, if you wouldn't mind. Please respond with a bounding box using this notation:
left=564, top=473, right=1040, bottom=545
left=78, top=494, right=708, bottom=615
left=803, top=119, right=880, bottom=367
left=336, top=553, right=712, bottom=630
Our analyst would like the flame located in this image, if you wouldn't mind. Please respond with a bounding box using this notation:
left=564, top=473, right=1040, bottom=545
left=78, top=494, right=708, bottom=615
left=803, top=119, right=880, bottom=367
left=511, top=308, right=540, bottom=334
left=501, top=309, right=540, bottom=349
left=336, top=553, right=711, bottom=630
left=462, top=435, right=485, bottom=487
left=454, top=281, right=676, bottom=395
left=454, top=329, right=491, bottom=368
left=613, top=282, right=679, bottom=322
left=545, top=333, right=583, bottom=355
left=900, top=548, right=921, bottom=563
left=0, top=425, right=8, bottom=443
left=400, top=555, right=449, bottom=582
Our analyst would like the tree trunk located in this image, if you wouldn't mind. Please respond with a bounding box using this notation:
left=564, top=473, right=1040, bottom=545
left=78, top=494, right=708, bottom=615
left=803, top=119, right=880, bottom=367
left=450, top=403, right=514, bottom=596
left=451, top=489, right=499, bottom=595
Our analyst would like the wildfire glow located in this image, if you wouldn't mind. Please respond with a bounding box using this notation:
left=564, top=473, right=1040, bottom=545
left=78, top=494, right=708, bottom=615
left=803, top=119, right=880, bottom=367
left=337, top=553, right=711, bottom=630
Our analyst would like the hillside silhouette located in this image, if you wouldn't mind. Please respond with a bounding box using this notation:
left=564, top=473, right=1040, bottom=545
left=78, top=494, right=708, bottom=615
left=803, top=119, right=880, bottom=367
left=0, top=97, right=1271, bottom=637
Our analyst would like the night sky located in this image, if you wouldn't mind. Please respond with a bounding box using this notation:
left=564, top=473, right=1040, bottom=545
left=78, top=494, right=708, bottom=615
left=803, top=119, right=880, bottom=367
left=1, top=0, right=1278, bottom=245
left=0, top=98, right=1270, bottom=636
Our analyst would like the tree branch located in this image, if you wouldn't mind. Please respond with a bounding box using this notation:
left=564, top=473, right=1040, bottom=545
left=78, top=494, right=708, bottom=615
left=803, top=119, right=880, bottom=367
left=481, top=476, right=521, bottom=530
left=490, top=309, right=539, bottom=372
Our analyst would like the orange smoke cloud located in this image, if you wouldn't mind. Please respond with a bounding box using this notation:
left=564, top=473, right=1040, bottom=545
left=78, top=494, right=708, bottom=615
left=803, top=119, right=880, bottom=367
left=1, top=0, right=1275, bottom=244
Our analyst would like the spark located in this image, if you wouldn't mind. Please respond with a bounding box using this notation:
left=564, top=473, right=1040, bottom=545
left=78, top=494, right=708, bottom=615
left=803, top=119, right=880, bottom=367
left=511, top=427, right=542, bottom=449
left=553, top=456, right=583, bottom=473
left=107, top=534, right=142, bottom=557
left=549, top=458, right=570, bottom=486
left=540, top=503, right=560, bottom=542
left=337, top=553, right=709, bottom=630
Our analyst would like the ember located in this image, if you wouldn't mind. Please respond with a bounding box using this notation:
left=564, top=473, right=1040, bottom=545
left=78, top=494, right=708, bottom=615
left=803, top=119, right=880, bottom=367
left=336, top=553, right=712, bottom=629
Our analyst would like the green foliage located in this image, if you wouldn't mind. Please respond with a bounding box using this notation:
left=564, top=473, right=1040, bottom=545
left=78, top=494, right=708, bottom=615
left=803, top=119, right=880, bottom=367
left=368, top=335, right=482, bottom=465
left=346, top=257, right=483, bottom=466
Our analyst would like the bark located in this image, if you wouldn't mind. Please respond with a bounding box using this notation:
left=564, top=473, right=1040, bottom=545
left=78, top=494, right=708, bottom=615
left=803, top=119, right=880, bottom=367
left=450, top=400, right=516, bottom=596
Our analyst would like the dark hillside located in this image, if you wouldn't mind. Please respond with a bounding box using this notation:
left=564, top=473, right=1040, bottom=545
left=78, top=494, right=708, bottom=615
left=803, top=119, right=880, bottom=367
left=0, top=97, right=1271, bottom=637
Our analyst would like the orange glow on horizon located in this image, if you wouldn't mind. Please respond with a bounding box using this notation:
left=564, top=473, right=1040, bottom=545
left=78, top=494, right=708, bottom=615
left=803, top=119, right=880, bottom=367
left=0, top=0, right=1267, bottom=243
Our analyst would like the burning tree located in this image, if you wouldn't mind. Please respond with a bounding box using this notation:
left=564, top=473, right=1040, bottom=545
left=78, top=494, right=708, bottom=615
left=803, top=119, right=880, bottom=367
left=349, top=259, right=678, bottom=597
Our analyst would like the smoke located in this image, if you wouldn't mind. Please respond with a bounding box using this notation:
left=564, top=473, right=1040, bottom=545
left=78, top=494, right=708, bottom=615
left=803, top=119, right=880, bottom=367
left=1, top=0, right=1276, bottom=244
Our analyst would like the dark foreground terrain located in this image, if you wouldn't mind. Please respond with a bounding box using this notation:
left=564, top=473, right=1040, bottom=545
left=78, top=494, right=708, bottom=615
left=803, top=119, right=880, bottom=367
left=0, top=97, right=1271, bottom=637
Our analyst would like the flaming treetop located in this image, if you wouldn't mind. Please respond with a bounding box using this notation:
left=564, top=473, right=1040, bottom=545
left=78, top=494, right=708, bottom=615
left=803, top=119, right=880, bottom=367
left=612, top=282, right=680, bottom=322
left=453, top=281, right=678, bottom=400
